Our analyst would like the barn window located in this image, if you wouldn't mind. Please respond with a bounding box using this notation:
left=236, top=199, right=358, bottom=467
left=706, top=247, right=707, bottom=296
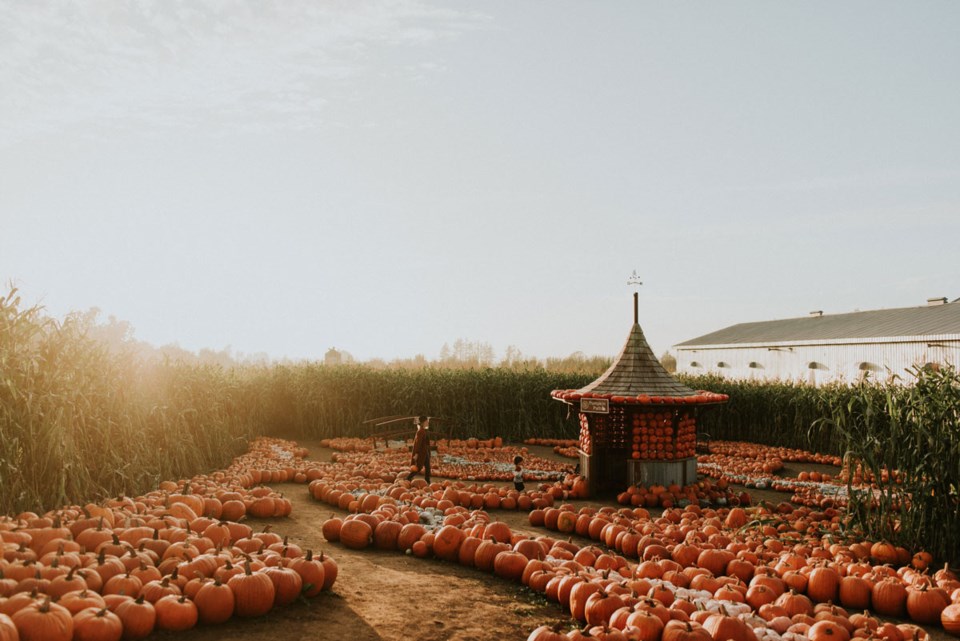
left=858, top=362, right=881, bottom=372
left=689, top=361, right=701, bottom=368
left=808, top=362, right=829, bottom=371
left=748, top=362, right=763, bottom=369
left=717, top=362, right=730, bottom=368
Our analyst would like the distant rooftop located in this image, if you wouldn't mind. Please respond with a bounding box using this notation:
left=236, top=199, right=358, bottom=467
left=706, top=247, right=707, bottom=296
left=676, top=298, right=960, bottom=347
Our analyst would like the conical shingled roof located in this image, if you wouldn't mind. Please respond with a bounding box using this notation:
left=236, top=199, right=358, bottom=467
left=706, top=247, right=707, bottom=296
left=578, top=323, right=697, bottom=397
left=551, top=318, right=728, bottom=405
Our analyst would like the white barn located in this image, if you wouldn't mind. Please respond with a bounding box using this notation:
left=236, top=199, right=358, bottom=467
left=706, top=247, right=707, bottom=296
left=674, top=297, right=960, bottom=385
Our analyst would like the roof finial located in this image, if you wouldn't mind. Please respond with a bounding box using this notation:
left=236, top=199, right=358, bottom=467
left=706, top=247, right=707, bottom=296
left=627, top=270, right=643, bottom=324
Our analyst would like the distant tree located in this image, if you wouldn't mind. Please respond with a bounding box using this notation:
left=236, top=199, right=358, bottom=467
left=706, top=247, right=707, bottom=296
left=501, top=345, right=522, bottom=367
left=438, top=338, right=496, bottom=368
left=237, top=351, right=271, bottom=366
left=660, top=350, right=677, bottom=373
left=198, top=347, right=235, bottom=368
left=544, top=351, right=611, bottom=375
left=158, top=343, right=197, bottom=363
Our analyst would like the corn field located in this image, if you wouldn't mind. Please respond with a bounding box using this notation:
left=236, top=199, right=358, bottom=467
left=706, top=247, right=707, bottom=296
left=243, top=364, right=595, bottom=441
left=676, top=374, right=850, bottom=454
left=816, top=365, right=960, bottom=563
left=0, top=289, right=255, bottom=514
left=0, top=289, right=593, bottom=513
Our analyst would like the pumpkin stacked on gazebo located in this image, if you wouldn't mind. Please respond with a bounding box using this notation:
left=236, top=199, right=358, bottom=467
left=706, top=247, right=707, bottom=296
left=551, top=293, right=728, bottom=496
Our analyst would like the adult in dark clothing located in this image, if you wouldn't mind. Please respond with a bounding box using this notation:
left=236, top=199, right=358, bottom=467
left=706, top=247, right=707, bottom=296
left=406, top=415, right=431, bottom=483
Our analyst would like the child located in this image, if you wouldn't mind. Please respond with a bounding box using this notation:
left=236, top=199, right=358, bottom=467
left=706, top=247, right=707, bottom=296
left=512, top=455, right=524, bottom=492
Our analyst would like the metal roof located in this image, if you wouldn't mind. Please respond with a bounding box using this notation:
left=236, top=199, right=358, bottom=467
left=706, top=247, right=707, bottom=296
left=578, top=323, right=699, bottom=397
left=675, top=300, right=960, bottom=348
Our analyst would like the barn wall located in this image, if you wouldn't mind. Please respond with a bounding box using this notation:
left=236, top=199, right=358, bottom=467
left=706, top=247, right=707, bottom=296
left=675, top=338, right=960, bottom=385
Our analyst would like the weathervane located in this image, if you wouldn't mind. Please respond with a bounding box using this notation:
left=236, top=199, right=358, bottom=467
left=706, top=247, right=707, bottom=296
left=627, top=270, right=643, bottom=324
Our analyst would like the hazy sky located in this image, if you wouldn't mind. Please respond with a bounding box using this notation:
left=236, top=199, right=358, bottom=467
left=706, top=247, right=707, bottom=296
left=2, top=1, right=959, bottom=362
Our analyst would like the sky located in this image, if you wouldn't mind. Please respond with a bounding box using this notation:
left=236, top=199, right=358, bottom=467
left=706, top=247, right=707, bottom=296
left=1, top=1, right=959, bottom=363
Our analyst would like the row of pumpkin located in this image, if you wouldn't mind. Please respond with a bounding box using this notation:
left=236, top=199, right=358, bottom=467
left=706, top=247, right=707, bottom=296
left=0, top=438, right=337, bottom=641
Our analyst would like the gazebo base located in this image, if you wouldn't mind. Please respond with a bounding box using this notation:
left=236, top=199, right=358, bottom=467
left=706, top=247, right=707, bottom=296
left=626, top=457, right=697, bottom=488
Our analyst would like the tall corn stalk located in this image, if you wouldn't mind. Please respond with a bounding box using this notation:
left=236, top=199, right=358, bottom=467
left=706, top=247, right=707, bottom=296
left=0, top=289, right=253, bottom=514
left=816, top=366, right=960, bottom=562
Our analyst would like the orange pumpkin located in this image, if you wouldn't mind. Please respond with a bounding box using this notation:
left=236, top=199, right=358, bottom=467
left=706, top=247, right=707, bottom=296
left=492, top=550, right=528, bottom=582
left=432, top=525, right=464, bottom=562
left=289, top=550, right=326, bottom=598
left=11, top=599, right=73, bottom=641
left=72, top=606, right=123, bottom=641
left=153, top=594, right=197, bottom=632
left=194, top=578, right=235, bottom=624
left=264, top=566, right=303, bottom=607
left=113, top=596, right=155, bottom=640
left=838, top=575, right=872, bottom=610
left=338, top=519, right=372, bottom=550
left=584, top=591, right=626, bottom=627
left=872, top=578, right=907, bottom=617
left=906, top=582, right=950, bottom=624
left=702, top=611, right=758, bottom=641
left=661, top=620, right=712, bottom=641
left=227, top=562, right=275, bottom=618
left=807, top=620, right=851, bottom=641
left=807, top=566, right=841, bottom=604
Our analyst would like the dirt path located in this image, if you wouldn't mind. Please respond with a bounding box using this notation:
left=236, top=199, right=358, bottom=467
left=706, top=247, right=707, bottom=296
left=171, top=441, right=577, bottom=641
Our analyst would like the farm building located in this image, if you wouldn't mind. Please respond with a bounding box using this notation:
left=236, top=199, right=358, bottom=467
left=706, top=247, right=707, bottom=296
left=674, top=297, right=960, bottom=385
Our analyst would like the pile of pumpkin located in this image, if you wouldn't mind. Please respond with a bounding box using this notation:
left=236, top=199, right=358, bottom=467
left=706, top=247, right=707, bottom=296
left=308, top=477, right=565, bottom=514
left=698, top=454, right=785, bottom=479
left=0, top=437, right=338, bottom=641
left=706, top=442, right=842, bottom=468
left=614, top=480, right=747, bottom=509
left=525, top=438, right=581, bottom=459
left=693, top=443, right=855, bottom=510
left=318, top=437, right=374, bottom=452
left=315, top=489, right=960, bottom=641
left=525, top=439, right=579, bottom=448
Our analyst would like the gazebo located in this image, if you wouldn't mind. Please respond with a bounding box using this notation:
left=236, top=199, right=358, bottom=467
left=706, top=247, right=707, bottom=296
left=551, top=293, right=728, bottom=496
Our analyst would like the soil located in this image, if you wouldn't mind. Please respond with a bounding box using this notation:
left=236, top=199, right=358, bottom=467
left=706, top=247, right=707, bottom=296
left=167, top=441, right=951, bottom=641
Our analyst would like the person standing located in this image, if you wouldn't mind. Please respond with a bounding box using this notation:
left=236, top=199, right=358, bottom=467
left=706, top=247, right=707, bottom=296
left=406, top=415, right=431, bottom=483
